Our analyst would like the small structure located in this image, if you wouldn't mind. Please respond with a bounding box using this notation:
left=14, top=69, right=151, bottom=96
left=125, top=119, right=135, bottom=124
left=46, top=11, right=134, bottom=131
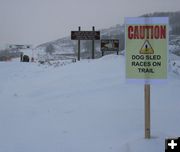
left=20, top=53, right=30, bottom=62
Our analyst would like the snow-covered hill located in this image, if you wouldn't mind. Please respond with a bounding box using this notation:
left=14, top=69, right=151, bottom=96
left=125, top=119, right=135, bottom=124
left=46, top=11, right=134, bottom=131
left=35, top=11, right=180, bottom=58
left=36, top=37, right=75, bottom=55
left=0, top=55, right=180, bottom=152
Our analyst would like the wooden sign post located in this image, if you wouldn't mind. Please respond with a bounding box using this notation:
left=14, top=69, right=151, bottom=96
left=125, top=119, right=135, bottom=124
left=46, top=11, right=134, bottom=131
left=78, top=26, right=81, bottom=61
left=145, top=84, right=151, bottom=138
left=92, top=26, right=95, bottom=59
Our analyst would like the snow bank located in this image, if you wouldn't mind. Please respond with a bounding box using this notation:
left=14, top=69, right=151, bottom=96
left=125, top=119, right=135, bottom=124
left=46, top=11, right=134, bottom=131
left=0, top=55, right=180, bottom=152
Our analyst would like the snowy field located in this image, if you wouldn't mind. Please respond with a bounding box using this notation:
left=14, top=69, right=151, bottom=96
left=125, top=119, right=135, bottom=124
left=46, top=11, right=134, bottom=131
left=0, top=55, right=180, bottom=152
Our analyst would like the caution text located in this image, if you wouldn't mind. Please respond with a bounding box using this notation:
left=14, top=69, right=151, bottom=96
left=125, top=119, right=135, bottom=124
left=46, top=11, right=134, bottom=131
left=128, top=25, right=166, bottom=39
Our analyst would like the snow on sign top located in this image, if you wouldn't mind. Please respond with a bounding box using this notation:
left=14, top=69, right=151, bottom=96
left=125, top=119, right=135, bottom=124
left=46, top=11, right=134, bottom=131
left=125, top=17, right=168, bottom=84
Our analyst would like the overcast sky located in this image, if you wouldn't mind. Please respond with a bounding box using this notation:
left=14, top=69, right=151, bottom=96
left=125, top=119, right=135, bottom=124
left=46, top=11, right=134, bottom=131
left=0, top=0, right=179, bottom=47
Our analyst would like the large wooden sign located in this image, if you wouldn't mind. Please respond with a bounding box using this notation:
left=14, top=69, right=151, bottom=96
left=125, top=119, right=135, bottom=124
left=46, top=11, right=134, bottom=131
left=71, top=26, right=100, bottom=60
left=71, top=31, right=100, bottom=40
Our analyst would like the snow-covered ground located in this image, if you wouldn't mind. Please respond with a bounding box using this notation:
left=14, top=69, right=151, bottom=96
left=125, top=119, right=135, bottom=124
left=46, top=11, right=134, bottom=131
left=0, top=55, right=180, bottom=152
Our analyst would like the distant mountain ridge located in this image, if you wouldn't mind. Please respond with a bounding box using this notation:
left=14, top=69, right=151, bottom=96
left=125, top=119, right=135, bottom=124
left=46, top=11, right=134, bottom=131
left=36, top=11, right=180, bottom=58
left=141, top=11, right=180, bottom=35
left=0, top=11, right=179, bottom=62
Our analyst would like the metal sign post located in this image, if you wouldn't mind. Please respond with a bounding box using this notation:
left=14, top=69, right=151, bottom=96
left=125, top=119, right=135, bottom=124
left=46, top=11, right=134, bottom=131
left=145, top=84, right=151, bottom=138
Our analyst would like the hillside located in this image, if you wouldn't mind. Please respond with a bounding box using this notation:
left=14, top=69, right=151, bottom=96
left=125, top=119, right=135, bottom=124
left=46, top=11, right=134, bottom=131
left=35, top=11, right=180, bottom=61
left=1, top=11, right=179, bottom=63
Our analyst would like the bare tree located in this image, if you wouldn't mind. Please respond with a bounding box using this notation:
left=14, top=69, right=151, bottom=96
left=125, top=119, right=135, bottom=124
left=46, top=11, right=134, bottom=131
left=45, top=44, right=55, bottom=55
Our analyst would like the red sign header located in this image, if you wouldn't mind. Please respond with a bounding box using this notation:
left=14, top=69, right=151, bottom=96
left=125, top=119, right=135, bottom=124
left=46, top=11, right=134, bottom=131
left=128, top=25, right=166, bottom=39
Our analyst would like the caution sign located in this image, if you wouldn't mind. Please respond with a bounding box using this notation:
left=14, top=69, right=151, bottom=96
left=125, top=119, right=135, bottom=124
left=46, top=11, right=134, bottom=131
left=125, top=17, right=168, bottom=83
